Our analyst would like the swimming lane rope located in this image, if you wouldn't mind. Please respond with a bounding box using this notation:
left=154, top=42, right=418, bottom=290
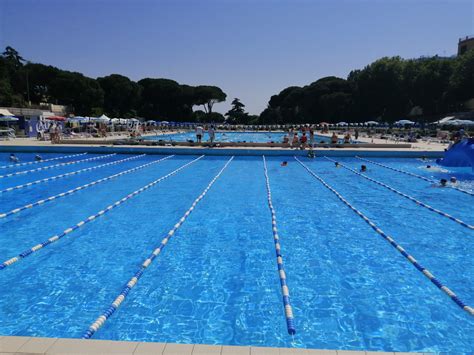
left=0, top=155, right=174, bottom=219
left=295, top=157, right=474, bottom=317
left=324, top=157, right=474, bottom=230
left=0, top=153, right=116, bottom=179
left=0, top=154, right=143, bottom=194
left=262, top=156, right=296, bottom=335
left=0, top=156, right=204, bottom=271
left=0, top=153, right=87, bottom=169
left=356, top=156, right=474, bottom=197
left=82, top=156, right=234, bottom=339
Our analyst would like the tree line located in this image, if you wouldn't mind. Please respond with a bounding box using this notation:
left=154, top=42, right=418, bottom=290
left=261, top=53, right=474, bottom=124
left=0, top=46, right=227, bottom=121
left=1, top=46, right=473, bottom=124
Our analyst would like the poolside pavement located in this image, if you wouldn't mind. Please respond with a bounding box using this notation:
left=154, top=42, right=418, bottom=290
left=0, top=335, right=432, bottom=354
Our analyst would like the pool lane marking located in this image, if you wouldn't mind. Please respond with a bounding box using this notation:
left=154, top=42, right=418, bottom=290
left=0, top=155, right=205, bottom=271
left=0, top=154, right=117, bottom=179
left=0, top=154, right=143, bottom=194
left=295, top=157, right=474, bottom=317
left=82, top=156, right=234, bottom=339
left=0, top=155, right=174, bottom=219
left=0, top=153, right=87, bottom=169
left=324, top=157, right=474, bottom=230
left=262, top=156, right=296, bottom=335
left=355, top=156, right=474, bottom=197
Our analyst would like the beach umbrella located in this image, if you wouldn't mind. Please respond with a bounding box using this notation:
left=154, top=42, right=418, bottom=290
left=395, top=119, right=415, bottom=125
left=0, top=116, right=19, bottom=122
left=446, top=119, right=474, bottom=126
left=365, top=121, right=379, bottom=125
left=337, top=121, right=348, bottom=126
left=46, top=116, right=66, bottom=121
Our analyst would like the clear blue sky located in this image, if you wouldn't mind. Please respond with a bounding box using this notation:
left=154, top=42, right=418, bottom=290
left=1, top=0, right=473, bottom=115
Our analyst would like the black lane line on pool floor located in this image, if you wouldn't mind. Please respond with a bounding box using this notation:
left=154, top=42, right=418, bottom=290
left=0, top=154, right=145, bottom=194
left=355, top=156, right=474, bottom=197
left=0, top=155, right=175, bottom=219
left=82, top=156, right=234, bottom=339
left=0, top=155, right=205, bottom=271
left=324, top=157, right=474, bottom=230
left=262, top=156, right=296, bottom=335
left=294, top=156, right=474, bottom=317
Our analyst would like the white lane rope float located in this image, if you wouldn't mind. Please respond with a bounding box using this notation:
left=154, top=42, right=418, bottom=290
left=82, top=156, right=234, bottom=339
left=295, top=157, right=474, bottom=317
left=0, top=154, right=117, bottom=179
left=356, top=156, right=474, bottom=197
left=0, top=153, right=87, bottom=169
left=324, top=157, right=474, bottom=230
left=0, top=156, right=205, bottom=271
left=0, top=154, right=143, bottom=194
left=0, top=155, right=175, bottom=219
left=262, top=156, right=296, bottom=335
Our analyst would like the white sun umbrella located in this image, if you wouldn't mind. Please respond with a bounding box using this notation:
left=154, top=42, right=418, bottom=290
left=90, top=116, right=110, bottom=123
left=337, top=121, right=348, bottom=126
left=395, top=119, right=415, bottom=125
left=365, top=121, right=379, bottom=125
left=0, top=116, right=19, bottom=122
left=446, top=119, right=474, bottom=126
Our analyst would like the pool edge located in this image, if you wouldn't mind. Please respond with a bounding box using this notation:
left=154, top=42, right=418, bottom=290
left=0, top=335, right=431, bottom=354
left=0, top=145, right=444, bottom=158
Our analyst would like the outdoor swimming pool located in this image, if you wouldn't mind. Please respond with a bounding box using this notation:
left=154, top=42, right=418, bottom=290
left=144, top=131, right=345, bottom=144
left=0, top=152, right=473, bottom=352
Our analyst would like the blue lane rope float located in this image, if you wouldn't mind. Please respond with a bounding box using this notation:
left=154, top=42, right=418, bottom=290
left=0, top=153, right=87, bottom=169
left=0, top=154, right=144, bottom=194
left=356, top=156, right=474, bottom=197
left=324, top=157, right=474, bottom=230
left=0, top=155, right=205, bottom=271
left=295, top=157, right=474, bottom=317
left=82, top=156, right=234, bottom=339
left=262, top=156, right=296, bottom=335
left=0, top=153, right=117, bottom=179
left=0, top=155, right=174, bottom=219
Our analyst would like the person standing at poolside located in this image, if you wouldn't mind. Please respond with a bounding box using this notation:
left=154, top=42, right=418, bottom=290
left=291, top=132, right=299, bottom=148
left=309, top=127, right=315, bottom=146
left=354, top=128, right=359, bottom=140
left=208, top=125, right=215, bottom=146
left=195, top=125, right=203, bottom=143
left=331, top=132, right=338, bottom=144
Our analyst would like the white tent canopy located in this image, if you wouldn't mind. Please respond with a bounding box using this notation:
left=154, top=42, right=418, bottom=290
left=445, top=119, right=474, bottom=126
left=435, top=116, right=456, bottom=124
left=0, top=109, right=14, bottom=116
left=395, top=119, right=415, bottom=125
left=337, top=121, right=348, bottom=126
left=365, top=121, right=379, bottom=125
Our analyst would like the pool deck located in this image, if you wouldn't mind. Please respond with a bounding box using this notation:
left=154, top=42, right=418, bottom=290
left=0, top=136, right=448, bottom=158
left=0, top=336, right=429, bottom=354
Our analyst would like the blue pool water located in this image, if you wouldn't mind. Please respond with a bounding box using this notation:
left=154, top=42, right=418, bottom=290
left=0, top=152, right=473, bottom=352
left=144, top=131, right=341, bottom=144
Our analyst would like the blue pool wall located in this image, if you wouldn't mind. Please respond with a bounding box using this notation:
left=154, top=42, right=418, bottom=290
left=0, top=145, right=444, bottom=158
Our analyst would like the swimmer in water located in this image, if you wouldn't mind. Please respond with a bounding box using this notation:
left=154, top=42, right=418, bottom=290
left=335, top=162, right=340, bottom=168
left=9, top=154, right=19, bottom=163
left=450, top=177, right=457, bottom=184
left=281, top=161, right=288, bottom=167
left=35, top=154, right=43, bottom=161
left=361, top=165, right=367, bottom=172
left=440, top=178, right=447, bottom=187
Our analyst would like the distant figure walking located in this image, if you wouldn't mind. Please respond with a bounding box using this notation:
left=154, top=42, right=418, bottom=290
left=196, top=125, right=203, bottom=143
left=354, top=129, right=359, bottom=140
left=291, top=133, right=299, bottom=148
left=208, top=125, right=215, bottom=146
